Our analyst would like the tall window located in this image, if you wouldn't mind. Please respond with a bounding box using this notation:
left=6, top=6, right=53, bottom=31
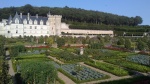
left=40, top=20, right=43, bottom=25
left=30, top=26, right=32, bottom=29
left=16, top=25, right=18, bottom=28
left=16, top=30, right=18, bottom=34
left=29, top=19, right=33, bottom=24
left=34, top=20, right=37, bottom=25
left=8, top=31, right=10, bottom=33
left=23, top=19, right=27, bottom=24
left=15, top=18, right=19, bottom=24
left=46, top=21, right=49, bottom=25
left=35, top=26, right=37, bottom=29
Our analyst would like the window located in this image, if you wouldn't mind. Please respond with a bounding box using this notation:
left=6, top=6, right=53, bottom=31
left=29, top=19, right=33, bottom=24
left=34, top=20, right=37, bottom=25
left=16, top=25, right=18, bottom=28
left=41, top=26, right=43, bottom=29
left=16, top=30, right=18, bottom=34
left=46, top=21, right=49, bottom=25
left=35, top=26, right=37, bottom=29
left=15, top=18, right=19, bottom=24
left=8, top=31, right=10, bottom=33
left=23, top=19, right=27, bottom=24
left=40, top=20, right=43, bottom=25
left=30, top=26, right=32, bottom=29
left=47, top=31, right=49, bottom=34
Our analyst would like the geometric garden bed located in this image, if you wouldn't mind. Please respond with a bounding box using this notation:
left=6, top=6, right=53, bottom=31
left=53, top=63, right=109, bottom=83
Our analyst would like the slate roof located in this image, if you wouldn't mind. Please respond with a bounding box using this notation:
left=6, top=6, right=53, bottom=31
left=7, top=12, right=49, bottom=25
left=8, top=15, right=12, bottom=24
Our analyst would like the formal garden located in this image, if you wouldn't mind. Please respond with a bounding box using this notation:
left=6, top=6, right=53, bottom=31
left=0, top=35, right=149, bottom=84
left=12, top=50, right=110, bottom=83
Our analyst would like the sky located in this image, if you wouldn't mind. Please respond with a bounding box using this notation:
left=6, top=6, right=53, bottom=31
left=0, top=0, right=150, bottom=25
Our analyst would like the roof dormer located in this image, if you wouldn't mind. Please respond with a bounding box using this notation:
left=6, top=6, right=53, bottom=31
left=23, top=19, right=27, bottom=24
left=34, top=20, right=37, bottom=25
left=15, top=18, right=19, bottom=24
left=29, top=19, right=33, bottom=24
left=40, top=20, right=43, bottom=25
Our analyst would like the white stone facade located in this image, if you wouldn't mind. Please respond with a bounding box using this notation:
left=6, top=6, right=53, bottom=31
left=0, top=12, right=113, bottom=38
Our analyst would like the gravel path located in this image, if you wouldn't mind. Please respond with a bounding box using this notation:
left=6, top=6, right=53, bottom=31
left=48, top=56, right=64, bottom=64
left=58, top=72, right=76, bottom=84
left=8, top=60, right=15, bottom=76
left=8, top=60, right=16, bottom=84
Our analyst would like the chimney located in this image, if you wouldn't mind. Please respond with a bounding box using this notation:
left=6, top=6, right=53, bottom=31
left=36, top=14, right=38, bottom=18
left=20, top=13, right=22, bottom=18
left=27, top=13, right=30, bottom=20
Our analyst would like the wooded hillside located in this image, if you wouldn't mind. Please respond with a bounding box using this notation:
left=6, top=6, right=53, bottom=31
left=0, top=4, right=142, bottom=26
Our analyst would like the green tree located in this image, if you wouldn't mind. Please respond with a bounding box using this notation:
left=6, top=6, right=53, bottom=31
left=147, top=40, right=150, bottom=50
left=137, top=40, right=147, bottom=50
left=88, top=43, right=104, bottom=49
left=104, top=35, right=111, bottom=43
left=0, top=35, right=5, bottom=56
left=56, top=38, right=65, bottom=47
left=17, top=45, right=26, bottom=52
left=134, top=16, right=143, bottom=25
left=46, top=37, right=54, bottom=46
left=117, top=38, right=124, bottom=45
left=10, top=45, right=19, bottom=57
left=124, top=39, right=131, bottom=49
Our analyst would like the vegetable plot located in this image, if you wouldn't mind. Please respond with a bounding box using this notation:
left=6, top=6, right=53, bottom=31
left=51, top=63, right=108, bottom=83
left=126, top=55, right=150, bottom=66
left=85, top=61, right=129, bottom=76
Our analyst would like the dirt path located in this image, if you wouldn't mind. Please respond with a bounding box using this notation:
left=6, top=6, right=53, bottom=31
left=48, top=56, right=64, bottom=64
left=8, top=60, right=15, bottom=76
left=58, top=72, right=76, bottom=84
left=8, top=60, right=16, bottom=84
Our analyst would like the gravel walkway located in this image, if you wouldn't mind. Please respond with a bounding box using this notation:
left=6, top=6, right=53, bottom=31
left=48, top=56, right=64, bottom=64
left=58, top=72, right=75, bottom=84
left=8, top=60, right=15, bottom=76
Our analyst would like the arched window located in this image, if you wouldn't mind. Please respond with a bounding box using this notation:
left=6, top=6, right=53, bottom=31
left=23, top=19, right=27, bottom=24
left=46, top=21, right=49, bottom=25
left=29, top=19, right=33, bottom=24
left=40, top=20, right=43, bottom=25
left=15, top=18, right=19, bottom=24
left=34, top=20, right=37, bottom=25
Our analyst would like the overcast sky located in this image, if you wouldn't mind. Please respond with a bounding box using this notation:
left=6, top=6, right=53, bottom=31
left=0, top=0, right=150, bottom=25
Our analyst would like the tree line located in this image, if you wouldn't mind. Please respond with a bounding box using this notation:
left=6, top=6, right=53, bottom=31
left=0, top=4, right=142, bottom=26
